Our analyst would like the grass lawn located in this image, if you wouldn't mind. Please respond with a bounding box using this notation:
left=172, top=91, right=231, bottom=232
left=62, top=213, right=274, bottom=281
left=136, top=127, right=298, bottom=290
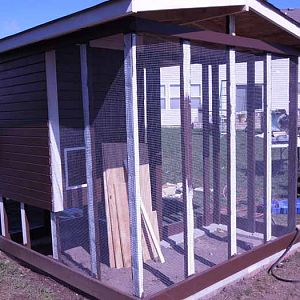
left=161, top=127, right=289, bottom=226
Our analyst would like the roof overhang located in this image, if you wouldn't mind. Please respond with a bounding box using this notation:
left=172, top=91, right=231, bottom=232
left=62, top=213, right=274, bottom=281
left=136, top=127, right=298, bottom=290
left=0, top=0, right=299, bottom=54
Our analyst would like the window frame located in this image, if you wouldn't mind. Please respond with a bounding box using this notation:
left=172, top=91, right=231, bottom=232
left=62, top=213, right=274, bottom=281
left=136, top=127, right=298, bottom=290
left=64, top=147, right=87, bottom=191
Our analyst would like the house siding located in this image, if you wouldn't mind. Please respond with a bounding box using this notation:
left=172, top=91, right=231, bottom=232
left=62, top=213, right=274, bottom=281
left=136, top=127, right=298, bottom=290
left=0, top=52, right=51, bottom=210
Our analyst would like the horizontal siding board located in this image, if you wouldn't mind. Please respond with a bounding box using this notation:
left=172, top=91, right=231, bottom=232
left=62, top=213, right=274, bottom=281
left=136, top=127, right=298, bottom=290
left=0, top=136, right=48, bottom=147
left=0, top=175, right=51, bottom=193
left=0, top=72, right=46, bottom=89
left=0, top=182, right=50, bottom=200
left=0, top=91, right=46, bottom=104
left=0, top=54, right=45, bottom=72
left=0, top=152, right=49, bottom=165
left=0, top=168, right=50, bottom=184
left=0, top=52, right=52, bottom=210
left=0, top=144, right=49, bottom=157
left=0, top=110, right=48, bottom=120
left=1, top=190, right=51, bottom=210
left=0, top=128, right=48, bottom=137
left=0, top=63, right=45, bottom=81
left=0, top=101, right=48, bottom=112
left=0, top=120, right=48, bottom=128
left=0, top=81, right=46, bottom=96
left=1, top=160, right=50, bottom=175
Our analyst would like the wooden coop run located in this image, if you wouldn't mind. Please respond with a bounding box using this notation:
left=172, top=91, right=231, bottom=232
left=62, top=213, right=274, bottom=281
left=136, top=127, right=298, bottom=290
left=0, top=0, right=299, bottom=299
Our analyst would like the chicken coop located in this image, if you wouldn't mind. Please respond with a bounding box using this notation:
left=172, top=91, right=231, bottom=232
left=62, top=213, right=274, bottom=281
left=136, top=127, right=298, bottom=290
left=0, top=1, right=299, bottom=299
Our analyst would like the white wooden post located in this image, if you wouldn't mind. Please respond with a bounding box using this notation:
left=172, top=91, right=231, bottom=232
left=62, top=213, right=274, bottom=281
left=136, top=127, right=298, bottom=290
left=20, top=202, right=31, bottom=247
left=46, top=50, right=63, bottom=259
left=181, top=39, right=195, bottom=277
left=264, top=53, right=272, bottom=242
left=0, top=197, right=6, bottom=237
left=124, top=33, right=144, bottom=298
left=227, top=15, right=237, bottom=257
left=80, top=44, right=100, bottom=279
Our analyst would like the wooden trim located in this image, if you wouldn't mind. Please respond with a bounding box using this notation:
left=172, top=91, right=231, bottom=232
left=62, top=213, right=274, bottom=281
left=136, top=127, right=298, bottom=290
left=212, top=64, right=221, bottom=224
left=247, top=56, right=256, bottom=233
left=288, top=56, right=299, bottom=231
left=124, top=33, right=144, bottom=298
left=45, top=50, right=64, bottom=213
left=146, top=230, right=300, bottom=300
left=180, top=39, right=195, bottom=277
left=227, top=47, right=237, bottom=258
left=0, top=237, right=136, bottom=300
left=202, top=63, right=212, bottom=226
left=263, top=53, right=272, bottom=242
left=20, top=203, right=31, bottom=248
left=0, top=197, right=10, bottom=238
left=80, top=44, right=101, bottom=279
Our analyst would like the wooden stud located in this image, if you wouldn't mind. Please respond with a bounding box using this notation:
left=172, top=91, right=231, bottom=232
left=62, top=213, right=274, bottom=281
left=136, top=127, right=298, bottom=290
left=288, top=56, right=299, bottom=232
left=202, top=63, right=212, bottom=226
left=180, top=39, right=195, bottom=277
left=0, top=197, right=9, bottom=238
left=264, top=53, right=272, bottom=243
left=80, top=44, right=101, bottom=279
left=124, top=33, right=144, bottom=298
left=227, top=48, right=237, bottom=258
left=45, top=50, right=62, bottom=260
left=20, top=203, right=31, bottom=248
left=247, top=56, right=256, bottom=233
left=212, top=64, right=221, bottom=224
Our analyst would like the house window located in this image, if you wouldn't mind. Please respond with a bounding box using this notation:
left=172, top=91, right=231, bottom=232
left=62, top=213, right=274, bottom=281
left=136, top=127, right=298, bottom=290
left=160, top=85, right=166, bottom=109
left=236, top=84, right=263, bottom=113
left=64, top=147, right=87, bottom=190
left=170, top=84, right=180, bottom=109
left=190, top=84, right=201, bottom=109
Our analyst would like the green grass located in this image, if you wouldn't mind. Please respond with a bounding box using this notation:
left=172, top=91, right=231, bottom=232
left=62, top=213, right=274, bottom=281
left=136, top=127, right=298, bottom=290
left=161, top=128, right=289, bottom=224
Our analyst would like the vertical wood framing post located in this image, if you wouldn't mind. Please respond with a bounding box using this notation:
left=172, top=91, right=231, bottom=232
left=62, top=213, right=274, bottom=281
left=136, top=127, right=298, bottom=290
left=0, top=197, right=10, bottom=238
left=20, top=203, right=31, bottom=248
left=124, top=33, right=144, bottom=298
left=263, top=54, right=272, bottom=243
left=80, top=44, right=101, bottom=279
left=212, top=64, right=221, bottom=224
left=46, top=50, right=63, bottom=260
left=180, top=39, right=195, bottom=278
left=145, top=61, right=163, bottom=239
left=288, top=56, right=299, bottom=231
left=247, top=56, right=256, bottom=233
left=202, top=63, right=212, bottom=226
left=227, top=48, right=237, bottom=258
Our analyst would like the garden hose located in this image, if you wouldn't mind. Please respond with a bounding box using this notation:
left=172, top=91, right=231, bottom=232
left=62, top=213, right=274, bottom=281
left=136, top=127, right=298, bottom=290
left=268, top=227, right=300, bottom=283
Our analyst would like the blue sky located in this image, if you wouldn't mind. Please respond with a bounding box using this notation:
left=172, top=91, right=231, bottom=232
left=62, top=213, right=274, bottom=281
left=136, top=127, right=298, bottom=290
left=0, top=0, right=298, bottom=39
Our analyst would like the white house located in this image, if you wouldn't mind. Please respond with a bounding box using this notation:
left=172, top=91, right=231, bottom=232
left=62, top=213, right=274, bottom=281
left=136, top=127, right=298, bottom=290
left=160, top=59, right=300, bottom=127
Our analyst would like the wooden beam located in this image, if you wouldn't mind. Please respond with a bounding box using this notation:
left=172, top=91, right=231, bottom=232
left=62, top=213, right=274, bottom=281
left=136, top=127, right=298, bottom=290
left=20, top=203, right=31, bottom=248
left=180, top=39, right=195, bottom=277
left=46, top=50, right=63, bottom=213
left=124, top=33, right=143, bottom=298
left=202, top=63, right=212, bottom=226
left=226, top=16, right=237, bottom=257
left=288, top=56, right=299, bottom=231
left=247, top=56, right=256, bottom=233
left=80, top=44, right=101, bottom=279
left=45, top=50, right=63, bottom=261
left=212, top=64, right=221, bottom=224
left=263, top=53, right=272, bottom=243
left=0, top=197, right=10, bottom=238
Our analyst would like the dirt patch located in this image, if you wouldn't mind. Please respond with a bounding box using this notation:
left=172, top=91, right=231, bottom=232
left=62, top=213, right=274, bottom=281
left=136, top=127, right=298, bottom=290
left=0, top=251, right=87, bottom=300
left=208, top=252, right=300, bottom=300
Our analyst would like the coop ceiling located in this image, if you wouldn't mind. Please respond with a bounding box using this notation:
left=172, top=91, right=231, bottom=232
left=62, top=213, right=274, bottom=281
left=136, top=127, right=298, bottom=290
left=0, top=0, right=299, bottom=54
